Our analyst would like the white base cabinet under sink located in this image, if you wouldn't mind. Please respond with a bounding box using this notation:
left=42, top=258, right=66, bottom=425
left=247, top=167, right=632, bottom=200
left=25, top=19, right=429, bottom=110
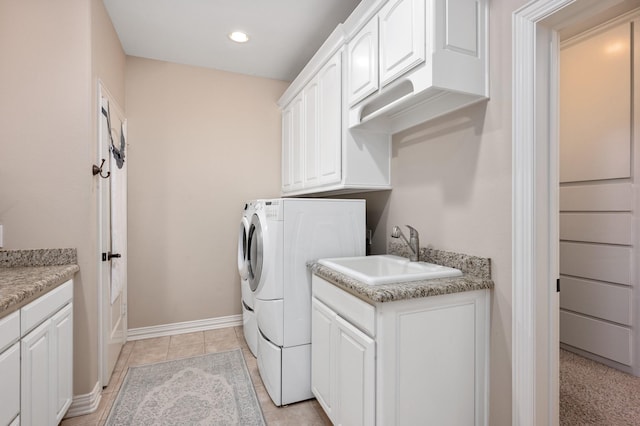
left=311, top=274, right=489, bottom=425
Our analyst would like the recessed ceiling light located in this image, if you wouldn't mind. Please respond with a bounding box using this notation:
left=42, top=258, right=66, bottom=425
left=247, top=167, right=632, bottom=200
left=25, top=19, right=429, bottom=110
left=229, top=31, right=249, bottom=43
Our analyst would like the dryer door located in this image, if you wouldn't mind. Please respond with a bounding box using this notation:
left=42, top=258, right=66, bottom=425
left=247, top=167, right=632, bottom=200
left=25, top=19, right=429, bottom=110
left=247, top=212, right=266, bottom=292
left=237, top=215, right=250, bottom=280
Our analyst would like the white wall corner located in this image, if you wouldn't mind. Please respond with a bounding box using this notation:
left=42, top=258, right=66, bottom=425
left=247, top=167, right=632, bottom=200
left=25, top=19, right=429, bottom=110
left=65, top=380, right=102, bottom=418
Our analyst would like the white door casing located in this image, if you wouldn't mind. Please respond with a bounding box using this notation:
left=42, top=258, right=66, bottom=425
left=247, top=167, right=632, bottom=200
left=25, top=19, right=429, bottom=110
left=98, top=83, right=128, bottom=386
left=512, top=0, right=626, bottom=424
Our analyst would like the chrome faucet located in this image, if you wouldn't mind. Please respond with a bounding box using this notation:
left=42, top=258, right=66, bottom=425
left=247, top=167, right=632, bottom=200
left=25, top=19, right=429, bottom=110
left=391, top=225, right=420, bottom=261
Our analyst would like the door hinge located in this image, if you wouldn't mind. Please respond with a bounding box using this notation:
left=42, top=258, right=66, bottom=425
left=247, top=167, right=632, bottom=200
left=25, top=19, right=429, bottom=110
left=557, top=278, right=560, bottom=293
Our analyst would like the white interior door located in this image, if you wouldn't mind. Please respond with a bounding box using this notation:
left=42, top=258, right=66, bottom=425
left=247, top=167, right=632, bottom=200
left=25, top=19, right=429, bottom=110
left=98, top=84, right=127, bottom=386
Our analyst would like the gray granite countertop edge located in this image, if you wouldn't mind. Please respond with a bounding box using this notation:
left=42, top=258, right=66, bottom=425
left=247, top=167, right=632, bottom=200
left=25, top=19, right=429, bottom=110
left=309, top=262, right=494, bottom=304
left=0, top=264, right=79, bottom=318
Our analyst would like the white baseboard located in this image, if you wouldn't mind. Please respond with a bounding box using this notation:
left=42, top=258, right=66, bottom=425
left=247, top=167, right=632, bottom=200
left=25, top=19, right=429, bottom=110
left=127, top=314, right=243, bottom=341
left=65, top=380, right=102, bottom=418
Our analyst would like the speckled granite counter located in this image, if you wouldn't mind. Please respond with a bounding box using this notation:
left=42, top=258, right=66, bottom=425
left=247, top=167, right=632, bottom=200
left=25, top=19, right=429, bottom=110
left=0, top=249, right=79, bottom=318
left=310, top=242, right=494, bottom=304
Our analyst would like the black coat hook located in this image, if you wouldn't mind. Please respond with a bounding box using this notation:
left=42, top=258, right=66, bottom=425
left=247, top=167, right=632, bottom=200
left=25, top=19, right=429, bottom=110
left=92, top=159, right=110, bottom=178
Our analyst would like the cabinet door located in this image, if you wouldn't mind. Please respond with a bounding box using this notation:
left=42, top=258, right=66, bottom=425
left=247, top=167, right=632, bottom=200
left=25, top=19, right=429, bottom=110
left=21, top=319, right=52, bottom=426
left=281, top=105, right=293, bottom=192
left=281, top=94, right=305, bottom=193
left=52, top=303, right=73, bottom=423
left=0, top=342, right=20, bottom=425
left=290, top=94, right=305, bottom=190
left=379, top=0, right=426, bottom=86
left=347, top=18, right=379, bottom=106
left=311, top=298, right=336, bottom=420
left=318, top=52, right=342, bottom=186
left=304, top=79, right=320, bottom=187
left=334, top=315, right=375, bottom=426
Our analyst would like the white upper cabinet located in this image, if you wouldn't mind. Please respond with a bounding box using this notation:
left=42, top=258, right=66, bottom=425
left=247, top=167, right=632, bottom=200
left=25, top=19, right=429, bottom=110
left=379, top=0, right=426, bottom=87
left=282, top=50, right=346, bottom=195
left=347, top=0, right=488, bottom=133
left=317, top=53, right=342, bottom=186
left=347, top=19, right=379, bottom=106
left=304, top=79, right=320, bottom=187
left=281, top=94, right=304, bottom=193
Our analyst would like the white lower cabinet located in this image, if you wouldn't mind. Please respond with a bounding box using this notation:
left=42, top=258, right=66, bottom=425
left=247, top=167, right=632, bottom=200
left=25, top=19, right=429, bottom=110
left=21, top=319, right=53, bottom=426
left=0, top=310, right=20, bottom=426
left=52, top=303, right=73, bottom=423
left=312, top=275, right=489, bottom=425
left=19, top=279, right=74, bottom=426
left=312, top=298, right=375, bottom=426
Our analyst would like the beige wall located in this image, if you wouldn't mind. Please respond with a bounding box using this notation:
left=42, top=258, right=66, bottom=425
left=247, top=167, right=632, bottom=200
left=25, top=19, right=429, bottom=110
left=125, top=57, right=288, bottom=328
left=0, top=0, right=125, bottom=397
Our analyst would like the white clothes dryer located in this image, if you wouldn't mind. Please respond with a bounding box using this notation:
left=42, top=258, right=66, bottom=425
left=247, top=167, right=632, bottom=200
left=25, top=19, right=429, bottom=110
left=238, top=201, right=257, bottom=357
left=246, top=198, right=365, bottom=406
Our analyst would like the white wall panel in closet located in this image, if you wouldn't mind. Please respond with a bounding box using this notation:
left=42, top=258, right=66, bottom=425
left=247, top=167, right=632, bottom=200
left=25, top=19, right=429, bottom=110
left=560, top=310, right=632, bottom=365
left=559, top=276, right=631, bottom=325
left=559, top=213, right=632, bottom=245
left=559, top=241, right=632, bottom=285
left=559, top=182, right=633, bottom=212
left=560, top=23, right=631, bottom=183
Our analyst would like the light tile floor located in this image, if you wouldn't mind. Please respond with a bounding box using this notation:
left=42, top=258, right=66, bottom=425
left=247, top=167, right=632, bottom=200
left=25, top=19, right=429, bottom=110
left=61, top=326, right=331, bottom=425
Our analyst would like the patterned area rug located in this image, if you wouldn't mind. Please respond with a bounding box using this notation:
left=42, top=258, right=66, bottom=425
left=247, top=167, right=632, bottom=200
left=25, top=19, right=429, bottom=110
left=105, top=349, right=265, bottom=425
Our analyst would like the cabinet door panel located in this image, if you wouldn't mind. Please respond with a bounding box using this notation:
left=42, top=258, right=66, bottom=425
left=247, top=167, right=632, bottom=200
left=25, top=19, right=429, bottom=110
left=281, top=106, right=293, bottom=192
left=291, top=95, right=305, bottom=189
left=0, top=342, right=20, bottom=425
left=311, top=298, right=335, bottom=419
left=318, top=53, right=342, bottom=185
left=348, top=19, right=379, bottom=106
left=21, top=319, right=52, bottom=426
left=379, top=0, right=426, bottom=86
left=304, top=80, right=320, bottom=187
left=335, top=315, right=375, bottom=426
left=396, top=302, right=476, bottom=425
left=52, top=303, right=73, bottom=422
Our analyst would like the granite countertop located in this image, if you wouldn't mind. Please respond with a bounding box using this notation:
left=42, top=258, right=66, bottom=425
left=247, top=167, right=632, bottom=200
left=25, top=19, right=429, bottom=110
left=310, top=242, right=494, bottom=304
left=0, top=249, right=79, bottom=318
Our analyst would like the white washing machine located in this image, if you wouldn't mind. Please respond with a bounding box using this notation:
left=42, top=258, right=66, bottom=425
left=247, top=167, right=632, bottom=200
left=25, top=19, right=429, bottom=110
left=246, top=198, right=366, bottom=406
left=237, top=201, right=258, bottom=357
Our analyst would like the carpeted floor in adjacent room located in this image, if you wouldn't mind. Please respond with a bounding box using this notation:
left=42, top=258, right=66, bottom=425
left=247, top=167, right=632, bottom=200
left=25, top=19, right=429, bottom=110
left=561, top=349, right=640, bottom=425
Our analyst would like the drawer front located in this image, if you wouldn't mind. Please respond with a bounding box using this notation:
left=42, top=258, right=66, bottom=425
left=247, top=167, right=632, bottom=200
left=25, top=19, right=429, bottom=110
left=21, top=279, right=73, bottom=336
left=0, top=342, right=20, bottom=425
left=0, top=311, right=20, bottom=353
left=312, top=275, right=375, bottom=337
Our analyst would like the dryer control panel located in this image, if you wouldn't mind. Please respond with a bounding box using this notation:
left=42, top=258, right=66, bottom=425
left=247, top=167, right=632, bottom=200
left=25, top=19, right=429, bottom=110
left=262, top=199, right=283, bottom=221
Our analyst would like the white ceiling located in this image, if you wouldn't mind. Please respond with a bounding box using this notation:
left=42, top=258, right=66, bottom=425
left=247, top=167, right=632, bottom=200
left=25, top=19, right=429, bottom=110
left=103, top=0, right=361, bottom=82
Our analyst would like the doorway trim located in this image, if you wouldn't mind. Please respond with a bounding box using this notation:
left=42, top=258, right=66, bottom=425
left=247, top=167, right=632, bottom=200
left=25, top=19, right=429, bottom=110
left=513, top=0, right=628, bottom=424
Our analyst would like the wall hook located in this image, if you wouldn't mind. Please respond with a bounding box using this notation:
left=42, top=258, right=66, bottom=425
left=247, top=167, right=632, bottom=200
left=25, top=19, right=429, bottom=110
left=92, top=159, right=110, bottom=178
